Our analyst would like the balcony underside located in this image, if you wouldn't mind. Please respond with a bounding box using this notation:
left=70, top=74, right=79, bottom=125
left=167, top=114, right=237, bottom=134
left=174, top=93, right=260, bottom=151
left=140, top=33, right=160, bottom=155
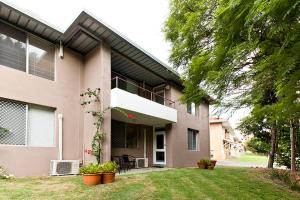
left=111, top=88, right=177, bottom=125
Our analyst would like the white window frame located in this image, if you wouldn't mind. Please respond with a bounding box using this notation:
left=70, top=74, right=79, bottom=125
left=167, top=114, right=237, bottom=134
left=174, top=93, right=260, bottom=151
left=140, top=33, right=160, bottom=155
left=187, top=102, right=198, bottom=116
left=0, top=100, right=56, bottom=148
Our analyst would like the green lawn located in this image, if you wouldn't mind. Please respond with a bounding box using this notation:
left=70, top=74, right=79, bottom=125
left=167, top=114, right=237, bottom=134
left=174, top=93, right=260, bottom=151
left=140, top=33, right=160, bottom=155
left=228, top=153, right=269, bottom=164
left=0, top=168, right=299, bottom=200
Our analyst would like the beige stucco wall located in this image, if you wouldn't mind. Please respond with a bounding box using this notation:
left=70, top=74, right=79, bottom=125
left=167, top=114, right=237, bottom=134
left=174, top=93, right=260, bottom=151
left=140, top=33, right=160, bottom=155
left=166, top=86, right=210, bottom=167
left=0, top=39, right=210, bottom=175
left=0, top=41, right=112, bottom=176
left=0, top=48, right=83, bottom=176
left=81, top=43, right=111, bottom=164
left=209, top=122, right=225, bottom=160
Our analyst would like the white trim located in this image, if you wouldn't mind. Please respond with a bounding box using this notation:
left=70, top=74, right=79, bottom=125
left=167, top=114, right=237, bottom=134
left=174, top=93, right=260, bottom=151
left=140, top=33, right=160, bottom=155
left=25, top=104, right=28, bottom=145
left=153, top=130, right=166, bottom=165
left=25, top=34, right=29, bottom=73
left=143, top=128, right=146, bottom=158
left=58, top=114, right=63, bottom=160
left=154, top=90, right=165, bottom=106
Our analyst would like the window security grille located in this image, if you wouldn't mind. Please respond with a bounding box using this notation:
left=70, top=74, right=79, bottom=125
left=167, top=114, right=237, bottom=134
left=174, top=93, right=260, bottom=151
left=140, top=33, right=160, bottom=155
left=0, top=99, right=26, bottom=145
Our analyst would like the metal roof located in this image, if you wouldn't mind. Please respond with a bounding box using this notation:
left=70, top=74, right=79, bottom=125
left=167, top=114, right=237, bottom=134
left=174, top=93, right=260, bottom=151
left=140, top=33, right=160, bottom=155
left=0, top=1, right=63, bottom=43
left=0, top=1, right=182, bottom=87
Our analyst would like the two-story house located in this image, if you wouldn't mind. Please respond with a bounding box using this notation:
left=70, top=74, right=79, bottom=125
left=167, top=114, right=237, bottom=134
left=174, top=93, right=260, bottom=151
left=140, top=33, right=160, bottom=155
left=0, top=1, right=210, bottom=176
left=210, top=118, right=239, bottom=160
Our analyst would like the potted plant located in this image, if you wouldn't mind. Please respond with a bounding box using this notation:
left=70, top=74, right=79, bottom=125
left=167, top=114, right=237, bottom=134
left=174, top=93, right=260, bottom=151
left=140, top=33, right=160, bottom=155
left=102, top=161, right=118, bottom=184
left=80, top=163, right=102, bottom=185
left=210, top=160, right=217, bottom=166
left=197, top=159, right=208, bottom=169
left=207, top=160, right=215, bottom=170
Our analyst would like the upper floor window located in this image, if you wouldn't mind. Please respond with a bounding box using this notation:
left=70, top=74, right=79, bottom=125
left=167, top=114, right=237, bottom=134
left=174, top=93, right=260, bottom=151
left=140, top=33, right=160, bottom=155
left=0, top=22, right=55, bottom=81
left=187, top=102, right=197, bottom=116
left=0, top=22, right=26, bottom=72
left=29, top=36, right=55, bottom=80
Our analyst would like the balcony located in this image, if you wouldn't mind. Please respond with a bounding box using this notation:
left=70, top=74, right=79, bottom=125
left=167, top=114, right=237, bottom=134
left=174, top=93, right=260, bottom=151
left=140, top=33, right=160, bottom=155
left=111, top=77, right=177, bottom=125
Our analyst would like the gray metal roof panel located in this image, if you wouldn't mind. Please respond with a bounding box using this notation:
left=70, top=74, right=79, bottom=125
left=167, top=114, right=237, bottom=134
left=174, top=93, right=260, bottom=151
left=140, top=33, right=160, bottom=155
left=0, top=1, right=182, bottom=86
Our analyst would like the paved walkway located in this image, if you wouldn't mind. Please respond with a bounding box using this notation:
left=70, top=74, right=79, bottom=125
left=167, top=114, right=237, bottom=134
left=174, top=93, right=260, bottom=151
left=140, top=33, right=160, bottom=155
left=216, top=160, right=267, bottom=168
left=118, top=167, right=171, bottom=176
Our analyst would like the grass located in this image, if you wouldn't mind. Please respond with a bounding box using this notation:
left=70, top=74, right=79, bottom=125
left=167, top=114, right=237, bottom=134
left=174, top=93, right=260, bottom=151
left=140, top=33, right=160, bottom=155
left=0, top=168, right=299, bottom=200
left=227, top=153, right=268, bottom=164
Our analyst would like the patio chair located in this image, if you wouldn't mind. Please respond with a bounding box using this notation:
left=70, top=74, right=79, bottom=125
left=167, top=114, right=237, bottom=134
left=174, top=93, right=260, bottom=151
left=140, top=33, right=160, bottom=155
left=111, top=156, right=122, bottom=174
left=121, top=154, right=136, bottom=171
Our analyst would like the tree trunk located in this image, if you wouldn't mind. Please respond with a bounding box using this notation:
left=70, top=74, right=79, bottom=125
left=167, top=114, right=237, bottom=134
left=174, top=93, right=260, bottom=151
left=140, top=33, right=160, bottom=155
left=290, top=123, right=296, bottom=172
left=268, top=126, right=277, bottom=168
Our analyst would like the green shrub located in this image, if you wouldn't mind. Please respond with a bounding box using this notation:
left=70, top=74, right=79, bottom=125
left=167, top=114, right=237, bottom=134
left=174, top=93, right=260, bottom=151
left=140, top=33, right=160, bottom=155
left=198, top=158, right=211, bottom=165
left=269, top=169, right=300, bottom=191
left=0, top=166, right=14, bottom=179
left=101, top=161, right=118, bottom=173
left=246, top=137, right=269, bottom=154
left=79, top=163, right=102, bottom=174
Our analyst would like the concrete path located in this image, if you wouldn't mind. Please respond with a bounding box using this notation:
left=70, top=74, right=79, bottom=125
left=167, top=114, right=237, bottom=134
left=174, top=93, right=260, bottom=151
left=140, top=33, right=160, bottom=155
left=118, top=167, right=171, bottom=176
left=216, top=160, right=267, bottom=168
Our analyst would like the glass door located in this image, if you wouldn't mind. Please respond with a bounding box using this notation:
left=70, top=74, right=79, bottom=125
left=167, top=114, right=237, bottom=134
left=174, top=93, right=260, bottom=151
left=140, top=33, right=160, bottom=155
left=153, top=131, right=166, bottom=165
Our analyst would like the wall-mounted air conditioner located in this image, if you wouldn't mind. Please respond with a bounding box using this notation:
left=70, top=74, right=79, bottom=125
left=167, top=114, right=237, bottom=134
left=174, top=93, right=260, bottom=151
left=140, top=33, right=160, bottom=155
left=50, top=160, right=80, bottom=176
left=135, top=158, right=148, bottom=168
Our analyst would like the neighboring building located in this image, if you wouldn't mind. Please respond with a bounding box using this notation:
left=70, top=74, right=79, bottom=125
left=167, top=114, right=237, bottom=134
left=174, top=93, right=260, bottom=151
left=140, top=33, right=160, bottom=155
left=209, top=118, right=244, bottom=160
left=0, top=2, right=210, bottom=176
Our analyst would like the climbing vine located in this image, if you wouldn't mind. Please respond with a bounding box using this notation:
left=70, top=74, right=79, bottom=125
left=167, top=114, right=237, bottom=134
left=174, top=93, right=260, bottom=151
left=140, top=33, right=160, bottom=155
left=80, top=88, right=131, bottom=164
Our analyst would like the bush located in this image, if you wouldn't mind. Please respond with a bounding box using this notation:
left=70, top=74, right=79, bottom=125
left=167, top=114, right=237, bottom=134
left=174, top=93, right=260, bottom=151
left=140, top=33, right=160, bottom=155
left=269, top=169, right=300, bottom=191
left=246, top=137, right=269, bottom=154
left=0, top=166, right=14, bottom=179
left=101, top=161, right=118, bottom=173
left=198, top=158, right=211, bottom=165
left=79, top=163, right=102, bottom=174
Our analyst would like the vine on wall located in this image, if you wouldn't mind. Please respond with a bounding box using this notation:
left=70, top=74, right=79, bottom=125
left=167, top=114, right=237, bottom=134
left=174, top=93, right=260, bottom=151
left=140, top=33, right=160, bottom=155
left=80, top=88, right=133, bottom=164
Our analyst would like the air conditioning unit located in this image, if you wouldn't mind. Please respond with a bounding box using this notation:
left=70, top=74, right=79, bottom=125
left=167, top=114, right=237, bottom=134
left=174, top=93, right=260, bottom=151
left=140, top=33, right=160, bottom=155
left=135, top=158, right=148, bottom=168
left=50, top=160, right=80, bottom=176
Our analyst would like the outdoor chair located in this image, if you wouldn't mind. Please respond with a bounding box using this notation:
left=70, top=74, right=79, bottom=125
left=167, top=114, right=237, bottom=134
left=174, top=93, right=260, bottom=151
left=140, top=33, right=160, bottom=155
left=111, top=156, right=122, bottom=174
left=121, top=154, right=136, bottom=171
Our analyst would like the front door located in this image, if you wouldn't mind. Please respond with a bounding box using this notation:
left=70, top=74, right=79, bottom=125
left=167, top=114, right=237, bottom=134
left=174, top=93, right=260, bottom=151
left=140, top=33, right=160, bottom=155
left=153, top=131, right=166, bottom=165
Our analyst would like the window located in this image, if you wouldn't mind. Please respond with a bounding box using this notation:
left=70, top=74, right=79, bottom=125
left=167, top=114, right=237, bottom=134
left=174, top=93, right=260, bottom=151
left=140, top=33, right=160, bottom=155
left=27, top=105, right=55, bottom=146
left=0, top=22, right=55, bottom=80
left=0, top=98, right=55, bottom=146
left=188, top=129, right=199, bottom=150
left=0, top=22, right=26, bottom=72
left=111, top=120, right=138, bottom=148
left=0, top=99, right=26, bottom=145
left=125, top=125, right=138, bottom=148
left=154, top=91, right=165, bottom=105
left=28, top=36, right=55, bottom=80
left=187, top=102, right=197, bottom=116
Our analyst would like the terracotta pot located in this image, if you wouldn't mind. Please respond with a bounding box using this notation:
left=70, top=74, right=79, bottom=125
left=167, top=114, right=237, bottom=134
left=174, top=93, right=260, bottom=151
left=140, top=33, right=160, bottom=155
left=207, top=165, right=215, bottom=170
left=210, top=160, right=217, bottom=166
left=197, top=162, right=206, bottom=169
left=82, top=174, right=101, bottom=185
left=102, top=172, right=115, bottom=184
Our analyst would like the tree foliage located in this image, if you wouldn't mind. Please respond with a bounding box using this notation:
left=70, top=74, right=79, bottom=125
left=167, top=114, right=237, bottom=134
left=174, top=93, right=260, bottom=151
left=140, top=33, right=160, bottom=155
left=164, top=0, right=300, bottom=168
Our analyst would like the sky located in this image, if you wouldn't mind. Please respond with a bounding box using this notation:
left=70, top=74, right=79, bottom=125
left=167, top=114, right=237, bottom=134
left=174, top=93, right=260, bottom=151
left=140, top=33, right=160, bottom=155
left=4, top=0, right=248, bottom=129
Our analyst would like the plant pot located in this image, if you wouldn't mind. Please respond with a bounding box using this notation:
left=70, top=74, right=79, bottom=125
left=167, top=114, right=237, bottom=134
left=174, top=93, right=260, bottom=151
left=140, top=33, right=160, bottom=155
left=207, top=165, right=215, bottom=170
left=102, top=172, right=115, bottom=184
left=82, top=174, right=101, bottom=185
left=210, top=160, right=217, bottom=166
left=197, top=162, right=206, bottom=169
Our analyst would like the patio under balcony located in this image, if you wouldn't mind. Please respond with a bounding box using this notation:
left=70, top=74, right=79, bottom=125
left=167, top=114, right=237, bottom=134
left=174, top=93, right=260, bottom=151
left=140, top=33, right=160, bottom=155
left=110, top=51, right=178, bottom=169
